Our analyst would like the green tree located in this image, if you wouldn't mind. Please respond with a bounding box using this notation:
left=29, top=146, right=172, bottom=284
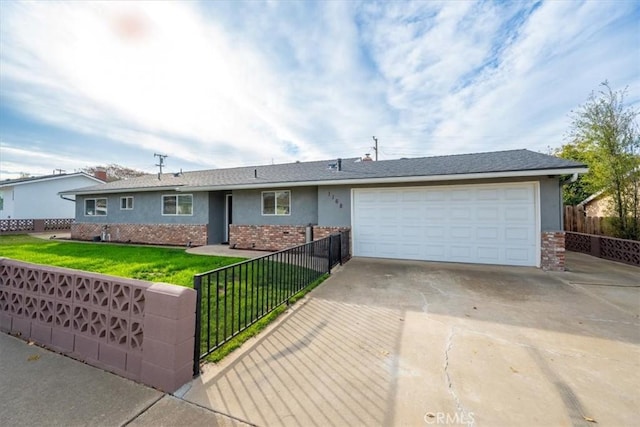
left=553, top=141, right=593, bottom=205
left=562, top=82, right=639, bottom=240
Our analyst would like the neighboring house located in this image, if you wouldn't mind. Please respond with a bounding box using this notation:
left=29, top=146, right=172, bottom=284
left=61, top=149, right=587, bottom=270
left=578, top=187, right=640, bottom=218
left=578, top=190, right=610, bottom=217
left=0, top=172, right=105, bottom=220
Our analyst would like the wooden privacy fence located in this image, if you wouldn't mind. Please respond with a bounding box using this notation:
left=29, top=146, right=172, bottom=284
left=564, top=206, right=608, bottom=235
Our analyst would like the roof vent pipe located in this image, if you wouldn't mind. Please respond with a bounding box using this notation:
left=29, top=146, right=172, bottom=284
left=337, top=158, right=342, bottom=171
left=254, top=169, right=257, bottom=178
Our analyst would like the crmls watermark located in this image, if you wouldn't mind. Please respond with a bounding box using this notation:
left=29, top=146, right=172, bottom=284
left=424, top=411, right=475, bottom=426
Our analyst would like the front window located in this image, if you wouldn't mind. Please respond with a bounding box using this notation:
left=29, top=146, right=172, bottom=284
left=262, top=190, right=290, bottom=215
left=162, top=194, right=193, bottom=215
left=85, top=198, right=107, bottom=216
left=120, top=196, right=134, bottom=210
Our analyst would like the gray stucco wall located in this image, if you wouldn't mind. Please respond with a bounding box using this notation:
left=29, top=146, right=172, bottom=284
left=538, top=177, right=562, bottom=231
left=318, top=186, right=351, bottom=227
left=75, top=191, right=209, bottom=224
left=74, top=176, right=563, bottom=233
left=232, top=186, right=318, bottom=225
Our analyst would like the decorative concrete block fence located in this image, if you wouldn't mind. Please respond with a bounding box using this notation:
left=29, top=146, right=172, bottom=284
left=0, top=258, right=196, bottom=393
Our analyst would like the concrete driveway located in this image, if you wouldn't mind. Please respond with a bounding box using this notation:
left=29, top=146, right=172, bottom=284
left=183, top=252, right=640, bottom=427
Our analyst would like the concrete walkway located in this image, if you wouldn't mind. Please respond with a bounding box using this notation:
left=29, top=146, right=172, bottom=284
left=27, top=233, right=270, bottom=260
left=0, top=332, right=252, bottom=427
left=186, top=244, right=271, bottom=259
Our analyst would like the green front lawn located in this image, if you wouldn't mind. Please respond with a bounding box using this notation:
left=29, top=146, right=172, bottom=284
left=0, top=234, right=327, bottom=364
left=0, top=235, right=245, bottom=287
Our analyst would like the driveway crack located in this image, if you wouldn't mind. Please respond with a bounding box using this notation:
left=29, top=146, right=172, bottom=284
left=444, top=326, right=474, bottom=427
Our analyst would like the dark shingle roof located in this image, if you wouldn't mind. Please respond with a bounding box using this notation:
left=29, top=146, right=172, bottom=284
left=62, top=149, right=586, bottom=195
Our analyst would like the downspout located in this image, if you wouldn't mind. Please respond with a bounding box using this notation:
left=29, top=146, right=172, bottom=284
left=59, top=194, right=75, bottom=203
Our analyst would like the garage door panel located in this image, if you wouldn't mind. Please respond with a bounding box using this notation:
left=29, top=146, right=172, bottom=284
left=425, top=191, right=448, bottom=201
left=450, top=245, right=473, bottom=260
left=451, top=207, right=472, bottom=220
left=476, top=246, right=500, bottom=261
left=477, top=189, right=500, bottom=200
left=424, top=245, right=446, bottom=257
left=505, top=247, right=533, bottom=263
left=378, top=192, right=399, bottom=203
left=451, top=189, right=473, bottom=201
left=451, top=227, right=473, bottom=239
left=477, top=227, right=499, bottom=239
left=505, top=206, right=531, bottom=221
left=353, top=183, right=537, bottom=266
left=505, top=227, right=532, bottom=241
left=425, top=227, right=446, bottom=239
left=402, top=191, right=423, bottom=202
left=477, top=207, right=500, bottom=221
left=505, top=187, right=532, bottom=201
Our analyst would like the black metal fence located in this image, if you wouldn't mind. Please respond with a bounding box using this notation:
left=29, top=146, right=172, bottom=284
left=193, top=231, right=350, bottom=375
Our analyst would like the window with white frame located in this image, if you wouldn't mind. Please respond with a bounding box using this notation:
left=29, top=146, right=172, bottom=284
left=85, top=198, right=107, bottom=216
left=120, top=196, right=134, bottom=210
left=162, top=194, right=193, bottom=215
left=262, top=190, right=290, bottom=215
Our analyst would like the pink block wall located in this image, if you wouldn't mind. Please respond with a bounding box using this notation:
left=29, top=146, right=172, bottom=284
left=0, top=258, right=196, bottom=393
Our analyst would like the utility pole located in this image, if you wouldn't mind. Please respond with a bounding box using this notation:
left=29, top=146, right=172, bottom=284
left=372, top=136, right=378, bottom=161
left=154, top=153, right=168, bottom=179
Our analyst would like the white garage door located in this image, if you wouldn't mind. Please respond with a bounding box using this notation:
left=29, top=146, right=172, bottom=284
left=352, top=183, right=539, bottom=266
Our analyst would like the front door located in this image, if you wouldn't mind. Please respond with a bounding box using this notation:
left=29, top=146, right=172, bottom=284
left=224, top=194, right=233, bottom=243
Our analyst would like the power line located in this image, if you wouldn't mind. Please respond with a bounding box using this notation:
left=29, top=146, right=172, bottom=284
left=372, top=136, right=378, bottom=161
left=154, top=153, right=168, bottom=180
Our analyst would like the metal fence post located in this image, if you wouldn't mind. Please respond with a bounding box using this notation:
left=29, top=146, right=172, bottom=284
left=327, top=234, right=333, bottom=274
left=193, top=275, right=203, bottom=377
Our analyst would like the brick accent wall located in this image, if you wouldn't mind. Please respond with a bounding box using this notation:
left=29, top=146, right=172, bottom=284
left=229, top=225, right=307, bottom=251
left=312, top=226, right=351, bottom=240
left=541, top=231, right=565, bottom=271
left=229, top=225, right=352, bottom=251
left=71, top=223, right=207, bottom=246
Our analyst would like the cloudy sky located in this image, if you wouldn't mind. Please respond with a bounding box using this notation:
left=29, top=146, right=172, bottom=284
left=0, top=0, right=638, bottom=179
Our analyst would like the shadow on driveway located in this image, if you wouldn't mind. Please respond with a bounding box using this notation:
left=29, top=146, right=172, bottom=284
left=184, top=252, right=639, bottom=426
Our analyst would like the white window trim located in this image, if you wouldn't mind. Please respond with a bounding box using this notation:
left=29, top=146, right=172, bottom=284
left=84, top=198, right=108, bottom=216
left=120, top=196, right=134, bottom=210
left=162, top=194, right=194, bottom=216
left=261, top=190, right=291, bottom=216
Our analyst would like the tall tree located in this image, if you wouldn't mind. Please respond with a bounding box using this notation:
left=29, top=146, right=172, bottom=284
left=563, top=81, right=639, bottom=239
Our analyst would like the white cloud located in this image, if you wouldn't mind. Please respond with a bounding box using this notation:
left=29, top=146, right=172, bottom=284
left=0, top=0, right=638, bottom=179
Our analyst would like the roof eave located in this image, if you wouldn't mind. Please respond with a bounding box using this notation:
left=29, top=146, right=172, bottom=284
left=178, top=167, right=590, bottom=192
left=60, top=185, right=183, bottom=196
left=0, top=172, right=104, bottom=189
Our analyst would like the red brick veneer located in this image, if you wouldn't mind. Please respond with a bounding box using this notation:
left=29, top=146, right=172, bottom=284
left=541, top=231, right=565, bottom=271
left=229, top=225, right=351, bottom=251
left=71, top=223, right=207, bottom=246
